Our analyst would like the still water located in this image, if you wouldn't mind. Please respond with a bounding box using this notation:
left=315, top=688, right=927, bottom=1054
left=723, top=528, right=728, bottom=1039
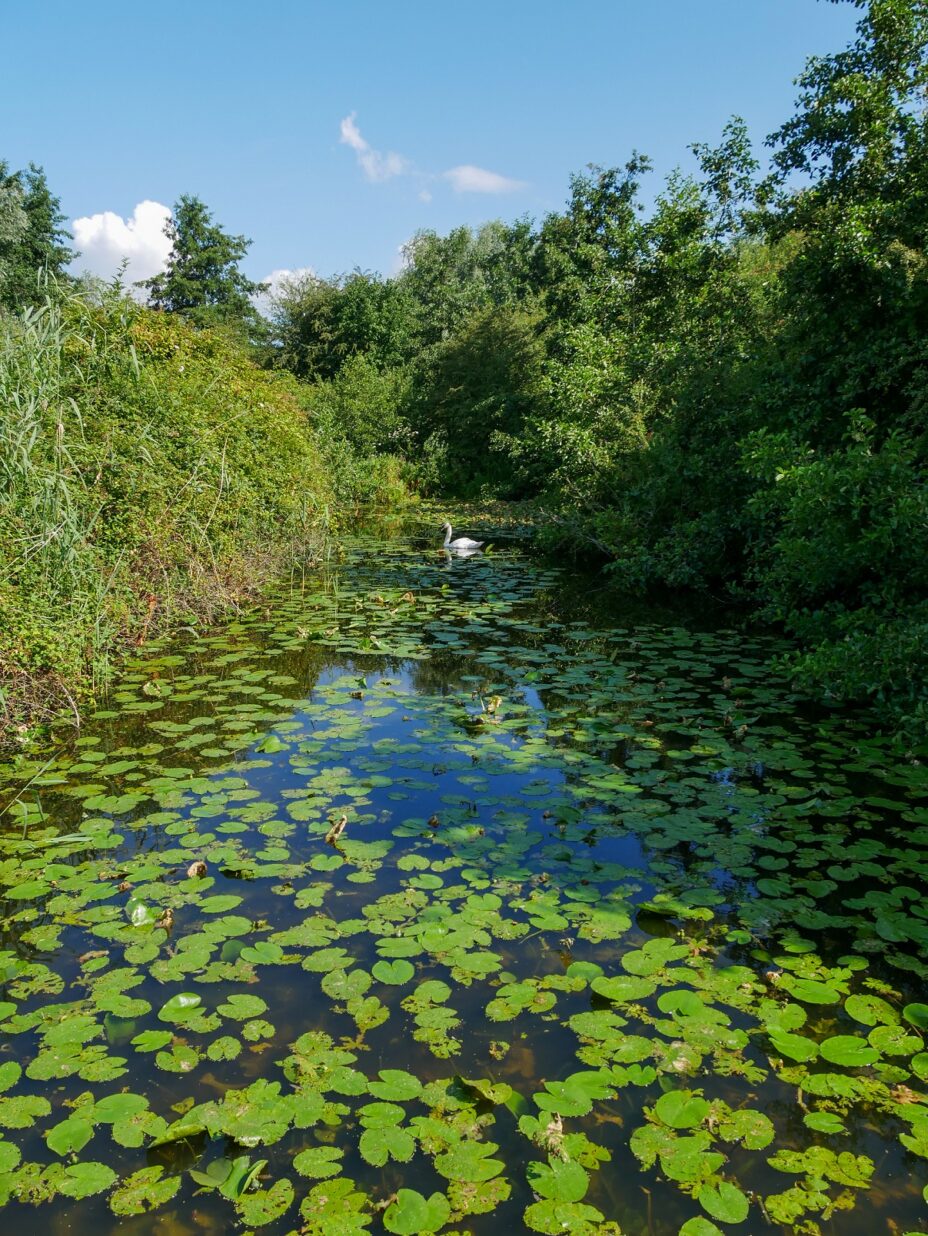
left=0, top=515, right=926, bottom=1235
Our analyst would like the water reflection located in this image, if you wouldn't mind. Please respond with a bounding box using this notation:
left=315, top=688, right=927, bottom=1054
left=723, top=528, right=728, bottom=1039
left=0, top=514, right=924, bottom=1234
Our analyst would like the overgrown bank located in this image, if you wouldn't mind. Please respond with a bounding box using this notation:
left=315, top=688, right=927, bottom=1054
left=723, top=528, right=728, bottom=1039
left=269, top=0, right=928, bottom=743
left=0, top=288, right=336, bottom=741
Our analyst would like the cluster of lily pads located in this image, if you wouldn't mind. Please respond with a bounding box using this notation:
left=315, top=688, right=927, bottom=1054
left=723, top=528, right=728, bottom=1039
left=0, top=517, right=925, bottom=1234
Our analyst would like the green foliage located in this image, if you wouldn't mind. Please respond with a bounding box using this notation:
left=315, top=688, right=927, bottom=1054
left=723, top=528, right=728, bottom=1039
left=266, top=0, right=928, bottom=738
left=408, top=306, right=547, bottom=497
left=0, top=284, right=332, bottom=736
left=271, top=269, right=414, bottom=380
left=0, top=161, right=73, bottom=311
left=308, top=352, right=411, bottom=457
left=142, top=195, right=266, bottom=332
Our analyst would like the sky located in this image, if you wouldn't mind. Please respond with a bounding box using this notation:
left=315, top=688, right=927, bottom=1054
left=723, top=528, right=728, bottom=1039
left=1, top=1, right=860, bottom=290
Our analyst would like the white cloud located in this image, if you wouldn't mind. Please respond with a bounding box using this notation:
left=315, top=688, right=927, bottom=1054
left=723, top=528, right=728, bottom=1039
left=338, top=113, right=526, bottom=197
left=339, top=112, right=407, bottom=182
left=442, top=165, right=526, bottom=194
left=261, top=267, right=316, bottom=298
left=72, top=200, right=172, bottom=286
left=254, top=266, right=316, bottom=315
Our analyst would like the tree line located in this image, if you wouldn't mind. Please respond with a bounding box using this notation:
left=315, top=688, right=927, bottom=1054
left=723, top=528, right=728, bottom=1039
left=1, top=0, right=925, bottom=739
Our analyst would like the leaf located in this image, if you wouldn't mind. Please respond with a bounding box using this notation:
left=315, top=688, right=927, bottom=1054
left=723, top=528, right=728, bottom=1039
left=110, top=1166, right=180, bottom=1216
left=93, top=1092, right=149, bottom=1123
left=778, top=977, right=842, bottom=1004
left=804, top=1111, right=847, bottom=1135
left=456, top=1075, right=513, bottom=1105
left=58, top=1161, right=118, bottom=1199
left=524, top=1199, right=608, bottom=1234
left=46, top=1116, right=94, bottom=1156
left=844, top=994, right=898, bottom=1027
left=217, top=993, right=269, bottom=1020
left=590, top=974, right=656, bottom=1002
left=653, top=1089, right=710, bottom=1129
left=359, top=1126, right=416, bottom=1166
left=434, top=1138, right=504, bottom=1182
left=157, top=992, right=203, bottom=1021
left=236, top=1177, right=295, bottom=1226
left=200, top=894, right=244, bottom=913
left=293, top=1146, right=343, bottom=1178
left=368, top=1069, right=422, bottom=1101
left=131, top=1029, right=173, bottom=1052
left=126, top=898, right=158, bottom=927
left=698, top=1180, right=750, bottom=1224
left=321, top=968, right=371, bottom=1001
left=0, top=1063, right=21, bottom=1093
left=526, top=1157, right=589, bottom=1202
left=357, top=1101, right=405, bottom=1129
left=383, top=1189, right=450, bottom=1235
left=819, top=1035, right=879, bottom=1067
left=372, top=959, right=415, bottom=985
left=679, top=1219, right=725, bottom=1236
left=903, top=1003, right=928, bottom=1030
left=768, top=1031, right=819, bottom=1063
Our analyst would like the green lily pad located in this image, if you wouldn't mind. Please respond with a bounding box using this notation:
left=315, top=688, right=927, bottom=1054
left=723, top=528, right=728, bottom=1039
left=383, top=1188, right=450, bottom=1235
left=804, top=1110, right=847, bottom=1135
left=46, top=1116, right=94, bottom=1156
left=698, top=1180, right=750, bottom=1224
left=110, top=1166, right=181, bottom=1216
left=58, top=1161, right=118, bottom=1199
left=902, top=1003, right=928, bottom=1030
left=372, top=959, right=415, bottom=985
left=819, top=1035, right=880, bottom=1067
left=653, top=1089, right=710, bottom=1129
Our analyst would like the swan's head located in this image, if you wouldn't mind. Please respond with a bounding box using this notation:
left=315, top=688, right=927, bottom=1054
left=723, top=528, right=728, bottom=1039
left=440, top=521, right=451, bottom=532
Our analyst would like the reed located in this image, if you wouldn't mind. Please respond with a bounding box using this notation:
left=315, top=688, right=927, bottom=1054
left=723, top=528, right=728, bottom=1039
left=0, top=283, right=334, bottom=742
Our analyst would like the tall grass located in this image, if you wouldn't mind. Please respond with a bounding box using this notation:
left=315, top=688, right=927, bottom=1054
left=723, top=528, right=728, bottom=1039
left=0, top=284, right=334, bottom=740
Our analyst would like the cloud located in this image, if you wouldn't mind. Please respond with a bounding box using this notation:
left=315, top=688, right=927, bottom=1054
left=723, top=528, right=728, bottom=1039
left=338, top=113, right=526, bottom=196
left=254, top=266, right=316, bottom=315
left=72, top=200, right=172, bottom=285
left=339, top=112, right=407, bottom=182
left=261, top=267, right=316, bottom=297
left=442, top=165, right=526, bottom=194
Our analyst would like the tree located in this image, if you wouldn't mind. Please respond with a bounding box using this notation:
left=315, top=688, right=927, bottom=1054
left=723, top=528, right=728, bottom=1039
left=142, top=195, right=267, bottom=331
left=270, top=269, right=415, bottom=380
left=0, top=162, right=74, bottom=310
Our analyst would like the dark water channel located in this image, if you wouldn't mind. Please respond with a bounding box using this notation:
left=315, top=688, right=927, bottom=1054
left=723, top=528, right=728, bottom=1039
left=0, top=514, right=926, bottom=1236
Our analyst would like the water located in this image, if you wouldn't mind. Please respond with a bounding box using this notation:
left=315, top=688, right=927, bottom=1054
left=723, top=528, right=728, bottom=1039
left=0, top=514, right=926, bottom=1235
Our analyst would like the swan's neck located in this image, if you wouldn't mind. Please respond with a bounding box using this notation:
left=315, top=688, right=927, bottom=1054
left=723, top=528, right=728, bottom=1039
left=443, top=527, right=452, bottom=547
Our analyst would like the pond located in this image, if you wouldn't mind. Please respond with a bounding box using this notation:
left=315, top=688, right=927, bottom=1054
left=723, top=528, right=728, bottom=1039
left=0, top=513, right=926, bottom=1236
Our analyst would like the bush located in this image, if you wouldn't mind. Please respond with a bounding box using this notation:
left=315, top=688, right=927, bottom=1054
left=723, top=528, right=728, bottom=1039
left=0, top=285, right=333, bottom=736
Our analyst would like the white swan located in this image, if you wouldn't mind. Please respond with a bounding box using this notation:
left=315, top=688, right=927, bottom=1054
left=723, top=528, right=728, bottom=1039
left=441, top=521, right=484, bottom=550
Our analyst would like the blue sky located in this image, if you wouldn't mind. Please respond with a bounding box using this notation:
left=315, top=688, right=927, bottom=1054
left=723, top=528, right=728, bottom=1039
left=1, top=0, right=860, bottom=288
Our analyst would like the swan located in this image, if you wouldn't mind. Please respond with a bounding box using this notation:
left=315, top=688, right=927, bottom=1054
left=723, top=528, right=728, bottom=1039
left=441, top=521, right=484, bottom=550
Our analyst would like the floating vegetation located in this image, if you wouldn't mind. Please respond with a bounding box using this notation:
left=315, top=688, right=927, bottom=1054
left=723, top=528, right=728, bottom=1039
left=0, top=516, right=925, bottom=1234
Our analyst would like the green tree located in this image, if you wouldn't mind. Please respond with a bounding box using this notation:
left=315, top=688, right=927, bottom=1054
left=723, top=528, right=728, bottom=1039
left=0, top=162, right=74, bottom=310
left=271, top=269, right=414, bottom=380
left=407, top=306, right=547, bottom=497
left=143, top=195, right=266, bottom=331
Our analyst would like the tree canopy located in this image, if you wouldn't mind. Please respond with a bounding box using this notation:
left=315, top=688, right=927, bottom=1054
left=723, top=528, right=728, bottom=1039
left=0, top=161, right=73, bottom=310
left=142, top=194, right=267, bottom=331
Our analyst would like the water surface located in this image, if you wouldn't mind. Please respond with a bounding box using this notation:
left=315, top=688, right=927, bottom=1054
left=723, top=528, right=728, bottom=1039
left=0, top=516, right=926, bottom=1236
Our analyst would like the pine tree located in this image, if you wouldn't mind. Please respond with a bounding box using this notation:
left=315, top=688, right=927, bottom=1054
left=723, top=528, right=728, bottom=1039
left=142, top=195, right=267, bottom=330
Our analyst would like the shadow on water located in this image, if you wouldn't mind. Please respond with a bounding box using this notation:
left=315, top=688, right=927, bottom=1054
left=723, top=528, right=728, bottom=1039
left=0, top=509, right=925, bottom=1235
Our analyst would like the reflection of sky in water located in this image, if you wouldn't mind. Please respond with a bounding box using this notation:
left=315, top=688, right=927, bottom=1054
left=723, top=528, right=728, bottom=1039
left=234, top=659, right=651, bottom=881
left=0, top=525, right=924, bottom=1236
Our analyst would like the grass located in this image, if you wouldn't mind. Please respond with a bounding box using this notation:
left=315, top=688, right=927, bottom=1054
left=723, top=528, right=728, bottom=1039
left=0, top=284, right=336, bottom=744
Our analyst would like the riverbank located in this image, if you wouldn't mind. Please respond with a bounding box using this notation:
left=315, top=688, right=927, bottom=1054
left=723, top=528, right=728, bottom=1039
left=0, top=289, right=336, bottom=746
